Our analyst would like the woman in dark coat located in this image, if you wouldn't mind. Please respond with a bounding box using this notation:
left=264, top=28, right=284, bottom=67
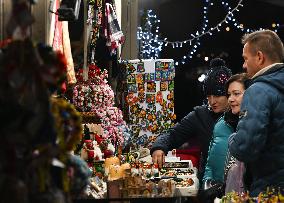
left=151, top=58, right=232, bottom=183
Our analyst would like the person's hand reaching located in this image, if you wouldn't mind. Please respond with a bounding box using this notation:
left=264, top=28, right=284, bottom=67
left=152, top=150, right=165, bottom=168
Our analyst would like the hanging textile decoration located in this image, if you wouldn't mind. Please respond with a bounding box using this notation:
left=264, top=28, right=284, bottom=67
left=52, top=0, right=77, bottom=84
left=62, top=22, right=77, bottom=84
left=52, top=0, right=63, bottom=51
left=105, top=3, right=124, bottom=54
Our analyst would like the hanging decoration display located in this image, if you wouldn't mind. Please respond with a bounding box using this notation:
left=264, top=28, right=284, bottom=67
left=87, top=0, right=124, bottom=64
left=72, top=0, right=128, bottom=152
left=105, top=3, right=124, bottom=54
left=88, top=0, right=103, bottom=63
left=0, top=33, right=90, bottom=201
left=73, top=65, right=130, bottom=147
left=138, top=0, right=284, bottom=65
left=123, top=59, right=176, bottom=148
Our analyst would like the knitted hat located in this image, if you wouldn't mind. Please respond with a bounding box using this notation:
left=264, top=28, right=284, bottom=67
left=203, top=58, right=232, bottom=96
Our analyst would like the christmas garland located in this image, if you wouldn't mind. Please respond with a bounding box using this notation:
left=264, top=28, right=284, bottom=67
left=50, top=97, right=83, bottom=152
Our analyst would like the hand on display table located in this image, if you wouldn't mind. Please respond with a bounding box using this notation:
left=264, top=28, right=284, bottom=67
left=152, top=149, right=165, bottom=168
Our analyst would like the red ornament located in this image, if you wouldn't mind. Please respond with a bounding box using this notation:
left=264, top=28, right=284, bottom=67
left=61, top=82, right=67, bottom=93
left=88, top=150, right=95, bottom=158
left=85, top=140, right=93, bottom=149
left=95, top=134, right=104, bottom=145
left=103, top=149, right=114, bottom=158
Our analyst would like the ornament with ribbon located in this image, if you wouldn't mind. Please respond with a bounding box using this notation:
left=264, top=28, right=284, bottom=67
left=104, top=3, right=124, bottom=54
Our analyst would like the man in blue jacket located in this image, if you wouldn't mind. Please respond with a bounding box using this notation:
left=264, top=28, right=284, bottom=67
left=229, top=30, right=284, bottom=196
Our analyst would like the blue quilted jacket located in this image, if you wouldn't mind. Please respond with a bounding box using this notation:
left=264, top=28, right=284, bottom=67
left=229, top=64, right=284, bottom=196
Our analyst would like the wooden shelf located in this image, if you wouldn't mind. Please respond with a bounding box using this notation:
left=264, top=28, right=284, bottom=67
left=81, top=112, right=101, bottom=124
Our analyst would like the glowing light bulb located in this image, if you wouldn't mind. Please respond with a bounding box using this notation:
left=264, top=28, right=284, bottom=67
left=198, top=74, right=206, bottom=82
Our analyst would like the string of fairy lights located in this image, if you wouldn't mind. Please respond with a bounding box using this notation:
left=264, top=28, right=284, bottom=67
left=181, top=0, right=211, bottom=65
left=137, top=10, right=163, bottom=59
left=221, top=1, right=283, bottom=33
left=137, top=0, right=283, bottom=65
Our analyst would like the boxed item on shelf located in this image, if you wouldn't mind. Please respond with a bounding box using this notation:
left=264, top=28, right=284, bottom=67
left=175, top=177, right=199, bottom=196
left=161, top=158, right=199, bottom=196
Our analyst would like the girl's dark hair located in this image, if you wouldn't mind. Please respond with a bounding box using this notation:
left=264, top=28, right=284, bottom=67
left=225, top=73, right=249, bottom=95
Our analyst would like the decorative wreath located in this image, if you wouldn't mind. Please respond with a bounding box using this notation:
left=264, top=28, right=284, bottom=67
left=50, top=97, right=83, bottom=152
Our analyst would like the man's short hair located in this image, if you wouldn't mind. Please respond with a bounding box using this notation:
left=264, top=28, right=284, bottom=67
left=241, top=30, right=284, bottom=63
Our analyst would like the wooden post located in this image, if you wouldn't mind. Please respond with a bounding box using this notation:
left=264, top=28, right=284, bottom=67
left=31, top=0, right=48, bottom=43
left=83, top=0, right=89, bottom=81
left=0, top=0, right=3, bottom=41
left=0, top=0, right=12, bottom=40
left=121, top=0, right=138, bottom=60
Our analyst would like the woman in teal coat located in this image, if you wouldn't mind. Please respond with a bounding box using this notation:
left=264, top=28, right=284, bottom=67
left=202, top=73, right=249, bottom=201
left=203, top=116, right=234, bottom=183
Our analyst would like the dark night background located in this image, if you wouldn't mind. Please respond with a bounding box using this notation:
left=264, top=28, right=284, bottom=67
left=139, top=0, right=284, bottom=121
left=69, top=0, right=284, bottom=122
